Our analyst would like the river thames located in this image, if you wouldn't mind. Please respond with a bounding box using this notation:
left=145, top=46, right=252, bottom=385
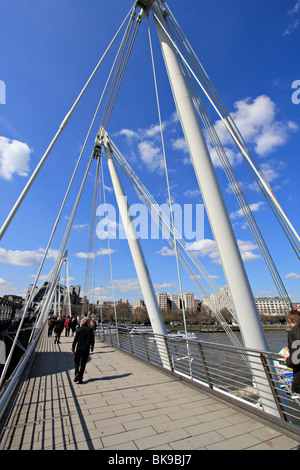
left=194, top=329, right=288, bottom=353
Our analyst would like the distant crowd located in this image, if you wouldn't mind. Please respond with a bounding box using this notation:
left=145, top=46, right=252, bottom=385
left=47, top=313, right=97, bottom=344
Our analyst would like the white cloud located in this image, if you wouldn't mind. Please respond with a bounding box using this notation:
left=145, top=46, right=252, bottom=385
left=207, top=143, right=242, bottom=168
left=170, top=95, right=296, bottom=168
left=289, top=0, right=300, bottom=14
left=145, top=123, right=164, bottom=138
left=248, top=161, right=288, bottom=192
left=283, top=1, right=300, bottom=36
left=117, top=128, right=138, bottom=140
left=230, top=201, right=265, bottom=220
left=188, top=238, right=220, bottom=261
left=171, top=137, right=188, bottom=153
left=213, top=95, right=297, bottom=157
left=72, top=224, right=89, bottom=231
left=116, top=113, right=180, bottom=174
left=188, top=238, right=259, bottom=263
left=0, top=247, right=58, bottom=266
left=75, top=248, right=115, bottom=259
left=108, top=278, right=141, bottom=293
left=0, top=136, right=31, bottom=181
left=75, top=251, right=96, bottom=259
left=260, top=162, right=281, bottom=183
left=153, top=282, right=175, bottom=290
left=138, top=140, right=164, bottom=173
left=237, top=240, right=260, bottom=262
left=156, top=246, right=175, bottom=257
left=184, top=188, right=201, bottom=198
left=284, top=272, right=300, bottom=279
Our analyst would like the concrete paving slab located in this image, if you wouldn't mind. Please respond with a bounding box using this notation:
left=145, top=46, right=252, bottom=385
left=1, top=329, right=300, bottom=451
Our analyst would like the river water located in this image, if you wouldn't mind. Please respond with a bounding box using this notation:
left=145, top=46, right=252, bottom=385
left=194, top=329, right=288, bottom=353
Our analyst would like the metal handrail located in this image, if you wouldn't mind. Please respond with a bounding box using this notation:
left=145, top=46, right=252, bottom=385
left=0, top=325, right=43, bottom=423
left=97, top=326, right=300, bottom=433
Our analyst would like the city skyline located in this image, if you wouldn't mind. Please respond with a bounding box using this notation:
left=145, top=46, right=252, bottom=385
left=10, top=281, right=298, bottom=310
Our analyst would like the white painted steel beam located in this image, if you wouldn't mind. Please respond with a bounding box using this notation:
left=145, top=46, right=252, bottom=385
left=98, top=128, right=171, bottom=370
left=151, top=0, right=280, bottom=417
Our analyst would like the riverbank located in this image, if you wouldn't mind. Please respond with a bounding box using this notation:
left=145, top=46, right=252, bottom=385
left=169, top=324, right=290, bottom=334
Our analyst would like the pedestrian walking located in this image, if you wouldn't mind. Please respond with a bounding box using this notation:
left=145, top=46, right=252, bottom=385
left=64, top=316, right=72, bottom=337
left=90, top=317, right=97, bottom=333
left=286, top=309, right=300, bottom=395
left=71, top=317, right=77, bottom=336
left=72, top=317, right=95, bottom=384
left=48, top=315, right=56, bottom=337
left=54, top=316, right=65, bottom=344
left=80, top=312, right=90, bottom=327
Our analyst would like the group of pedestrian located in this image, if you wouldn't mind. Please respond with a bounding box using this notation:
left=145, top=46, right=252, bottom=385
left=48, top=313, right=96, bottom=384
left=48, top=315, right=78, bottom=343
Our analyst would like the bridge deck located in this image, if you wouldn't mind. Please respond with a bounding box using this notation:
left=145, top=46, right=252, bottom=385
left=2, top=329, right=300, bottom=451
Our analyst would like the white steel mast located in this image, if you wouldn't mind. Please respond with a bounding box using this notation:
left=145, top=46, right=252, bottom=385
left=148, top=0, right=280, bottom=416
left=96, top=127, right=171, bottom=370
left=150, top=0, right=267, bottom=352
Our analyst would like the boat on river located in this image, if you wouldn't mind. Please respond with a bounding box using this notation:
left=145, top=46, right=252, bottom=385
left=129, top=326, right=153, bottom=335
left=167, top=330, right=197, bottom=340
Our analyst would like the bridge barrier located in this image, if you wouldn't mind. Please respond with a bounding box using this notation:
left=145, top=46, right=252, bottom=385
left=0, top=326, right=43, bottom=424
left=1, top=324, right=299, bottom=439
left=97, top=326, right=300, bottom=435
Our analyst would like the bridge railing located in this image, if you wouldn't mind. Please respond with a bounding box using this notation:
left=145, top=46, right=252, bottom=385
left=0, top=325, right=43, bottom=424
left=97, top=326, right=300, bottom=434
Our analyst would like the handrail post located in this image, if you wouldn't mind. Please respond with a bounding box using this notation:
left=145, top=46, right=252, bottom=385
left=198, top=343, right=213, bottom=389
left=143, top=335, right=150, bottom=361
left=163, top=336, right=173, bottom=372
left=260, top=353, right=286, bottom=421
left=129, top=333, right=134, bottom=355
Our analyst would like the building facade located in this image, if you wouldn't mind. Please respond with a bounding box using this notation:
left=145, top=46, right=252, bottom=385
left=255, top=297, right=289, bottom=317
left=156, top=291, right=195, bottom=311
left=183, top=292, right=194, bottom=310
left=157, top=292, right=168, bottom=310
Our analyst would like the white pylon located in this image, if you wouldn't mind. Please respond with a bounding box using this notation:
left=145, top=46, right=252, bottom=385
left=150, top=0, right=280, bottom=417
left=96, top=127, right=171, bottom=371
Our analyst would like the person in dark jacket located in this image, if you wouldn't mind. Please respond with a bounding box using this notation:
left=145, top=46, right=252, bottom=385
left=54, top=316, right=65, bottom=344
left=71, top=317, right=77, bottom=336
left=286, top=310, right=300, bottom=394
left=48, top=315, right=56, bottom=337
left=72, top=317, right=95, bottom=384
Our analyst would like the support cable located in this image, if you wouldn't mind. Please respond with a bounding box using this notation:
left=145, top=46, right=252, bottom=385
left=100, top=10, right=141, bottom=131
left=109, top=139, right=243, bottom=348
left=100, top=156, right=119, bottom=332
left=147, top=16, right=188, bottom=338
left=18, top=5, right=139, bottom=348
left=153, top=5, right=300, bottom=258
left=165, top=13, right=292, bottom=312
left=0, top=4, right=135, bottom=242
left=83, top=156, right=101, bottom=312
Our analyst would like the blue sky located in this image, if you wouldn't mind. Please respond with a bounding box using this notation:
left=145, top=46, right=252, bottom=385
left=0, top=0, right=299, bottom=307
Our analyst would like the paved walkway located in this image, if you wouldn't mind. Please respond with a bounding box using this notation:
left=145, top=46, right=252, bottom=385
left=2, top=329, right=300, bottom=450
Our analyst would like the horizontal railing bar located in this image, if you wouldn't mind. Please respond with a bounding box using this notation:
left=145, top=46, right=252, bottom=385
left=99, top=325, right=300, bottom=433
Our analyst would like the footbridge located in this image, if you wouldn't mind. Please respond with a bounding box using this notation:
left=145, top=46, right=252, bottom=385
left=0, top=327, right=299, bottom=451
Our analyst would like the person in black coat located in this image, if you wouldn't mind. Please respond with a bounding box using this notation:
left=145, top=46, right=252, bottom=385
left=71, top=317, right=95, bottom=384
left=286, top=310, right=300, bottom=394
left=54, top=316, right=65, bottom=344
